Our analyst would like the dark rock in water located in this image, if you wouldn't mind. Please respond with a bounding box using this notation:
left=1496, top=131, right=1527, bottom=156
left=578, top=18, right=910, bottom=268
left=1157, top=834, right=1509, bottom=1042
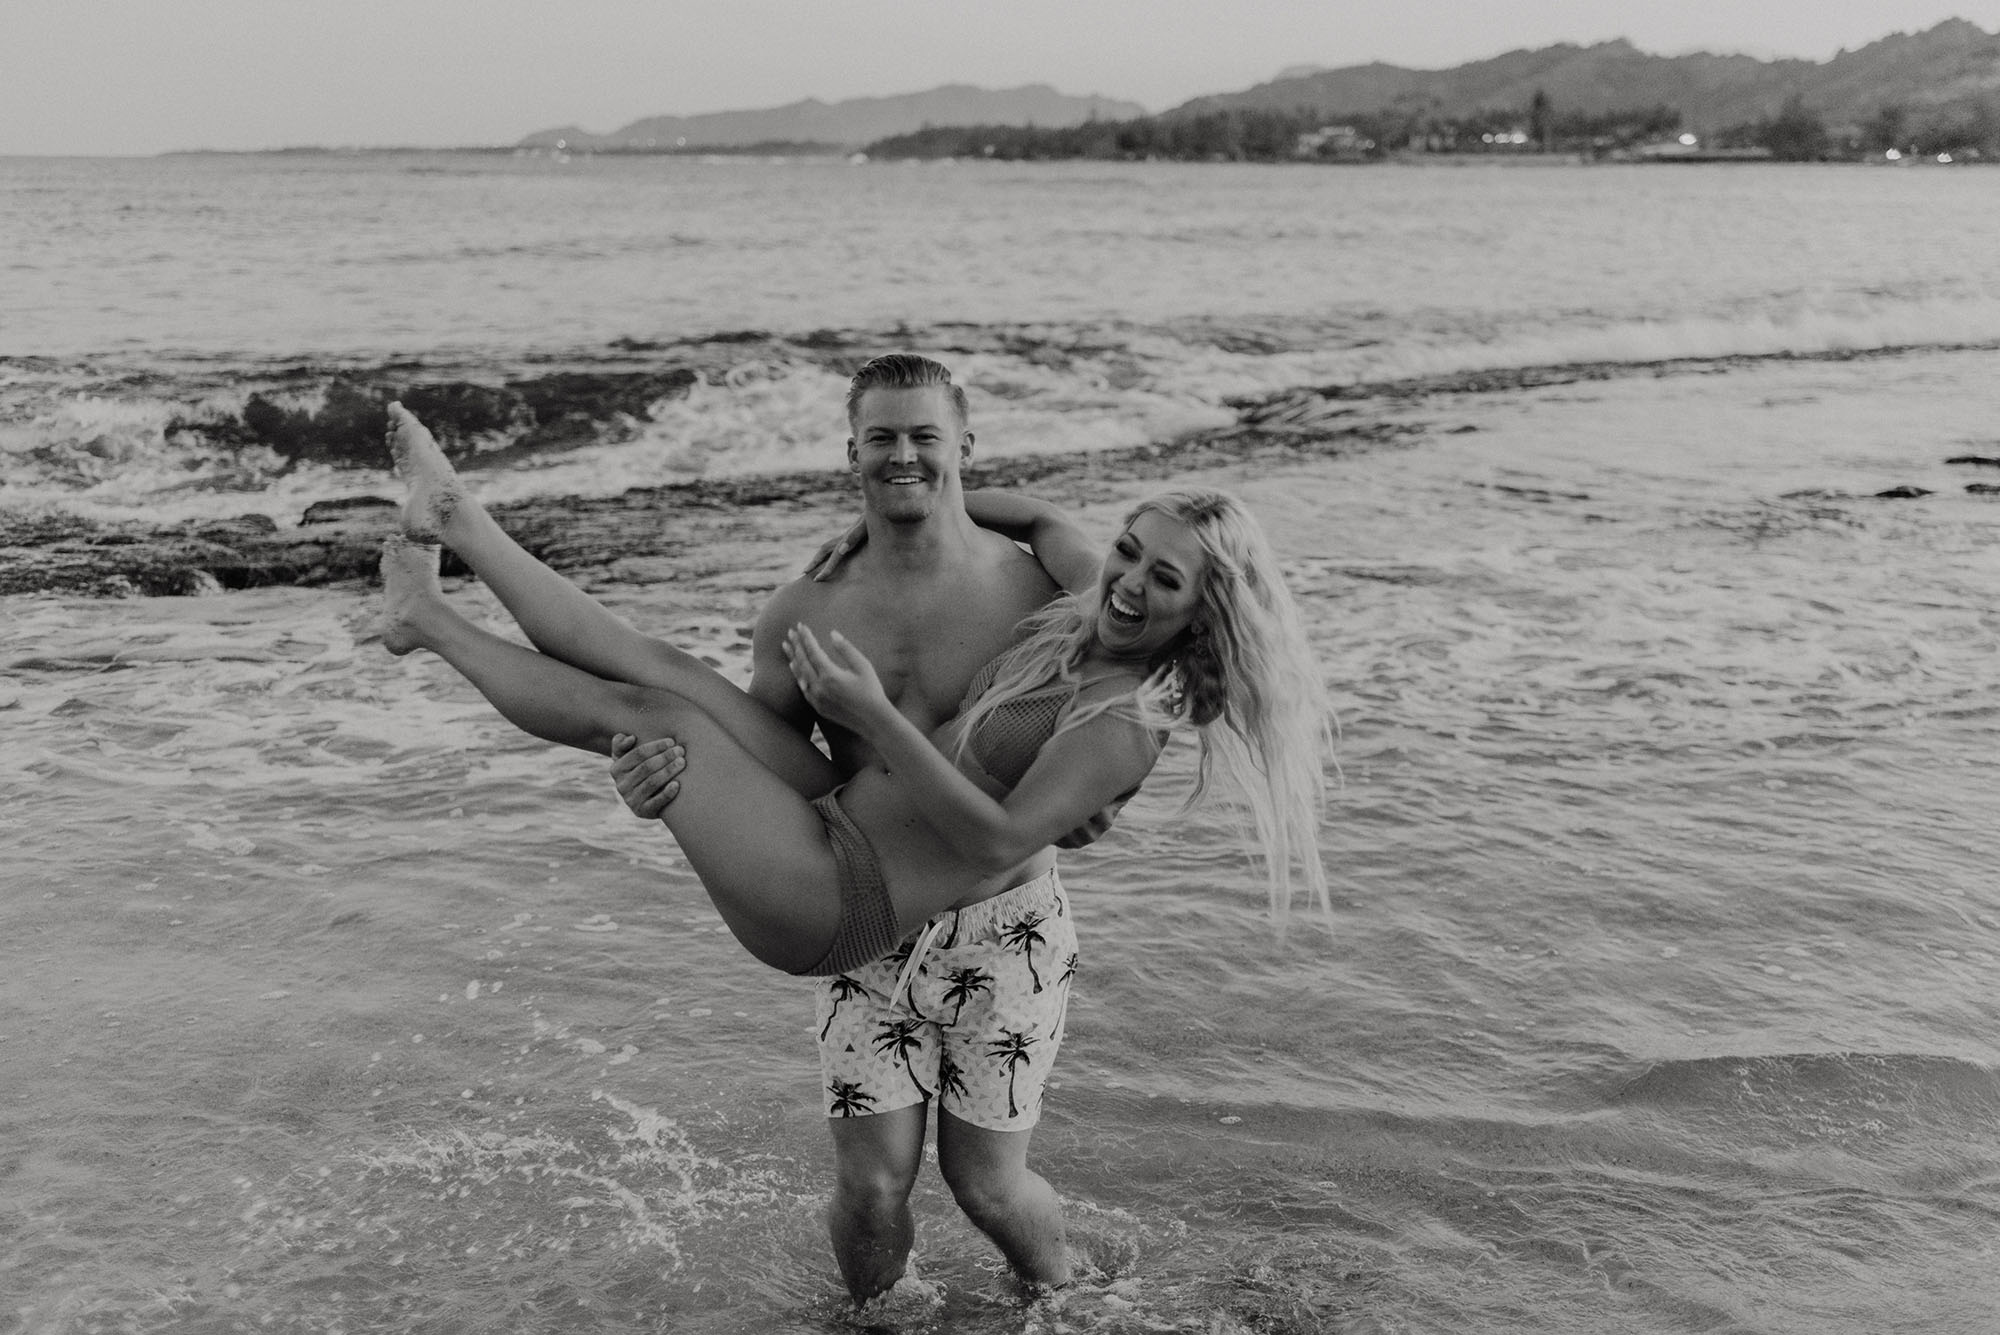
left=1966, top=483, right=2000, bottom=495
left=168, top=368, right=706, bottom=470
left=233, top=377, right=539, bottom=466
left=1945, top=455, right=2000, bottom=467
left=193, top=515, right=279, bottom=541
left=241, top=378, right=395, bottom=466
left=1873, top=486, right=1933, bottom=499
left=511, top=369, right=698, bottom=424
left=1289, top=341, right=1999, bottom=408
left=396, top=381, right=535, bottom=439
left=302, top=496, right=398, bottom=524
left=0, top=504, right=379, bottom=598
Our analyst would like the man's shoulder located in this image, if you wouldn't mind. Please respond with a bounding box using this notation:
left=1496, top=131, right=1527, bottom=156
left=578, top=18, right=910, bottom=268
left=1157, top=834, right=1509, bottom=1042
left=753, top=576, right=848, bottom=654
left=969, top=525, right=1063, bottom=595
left=969, top=523, right=1052, bottom=569
left=797, top=527, right=1053, bottom=595
left=756, top=575, right=815, bottom=625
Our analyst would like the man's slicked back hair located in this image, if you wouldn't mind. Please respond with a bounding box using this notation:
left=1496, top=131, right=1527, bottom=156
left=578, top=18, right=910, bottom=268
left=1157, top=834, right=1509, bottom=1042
left=845, top=353, right=969, bottom=429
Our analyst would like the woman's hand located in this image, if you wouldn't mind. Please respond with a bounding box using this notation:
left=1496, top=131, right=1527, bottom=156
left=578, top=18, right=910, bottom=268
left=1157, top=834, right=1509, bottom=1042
left=784, top=624, right=891, bottom=734
left=610, top=733, right=686, bottom=820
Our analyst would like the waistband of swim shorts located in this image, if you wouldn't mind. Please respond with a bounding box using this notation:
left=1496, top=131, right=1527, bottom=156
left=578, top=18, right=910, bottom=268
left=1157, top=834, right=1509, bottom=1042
left=930, top=866, right=1064, bottom=940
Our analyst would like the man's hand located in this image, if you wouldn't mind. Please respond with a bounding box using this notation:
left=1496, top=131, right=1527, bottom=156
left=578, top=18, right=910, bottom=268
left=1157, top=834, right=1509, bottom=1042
left=610, top=733, right=686, bottom=820
left=1054, top=793, right=1132, bottom=849
left=804, top=517, right=869, bottom=582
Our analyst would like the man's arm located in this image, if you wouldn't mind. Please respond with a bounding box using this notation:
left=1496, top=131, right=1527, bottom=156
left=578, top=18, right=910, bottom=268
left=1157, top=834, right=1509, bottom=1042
left=1053, top=796, right=1130, bottom=849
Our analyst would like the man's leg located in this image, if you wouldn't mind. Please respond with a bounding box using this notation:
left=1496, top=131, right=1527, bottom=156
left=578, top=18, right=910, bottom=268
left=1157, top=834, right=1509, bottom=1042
left=917, top=869, right=1077, bottom=1290
left=936, top=1113, right=1071, bottom=1290
left=825, top=1104, right=928, bottom=1304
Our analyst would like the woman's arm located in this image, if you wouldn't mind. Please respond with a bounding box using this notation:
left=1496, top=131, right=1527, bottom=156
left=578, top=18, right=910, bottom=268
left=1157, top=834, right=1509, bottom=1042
left=786, top=626, right=1157, bottom=872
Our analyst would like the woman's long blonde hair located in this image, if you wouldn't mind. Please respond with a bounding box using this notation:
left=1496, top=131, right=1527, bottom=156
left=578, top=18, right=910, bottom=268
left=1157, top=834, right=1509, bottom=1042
left=953, top=489, right=1333, bottom=919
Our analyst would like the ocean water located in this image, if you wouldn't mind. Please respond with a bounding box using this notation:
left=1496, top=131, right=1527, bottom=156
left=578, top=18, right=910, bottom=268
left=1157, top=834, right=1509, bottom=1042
left=4, top=153, right=2000, bottom=1333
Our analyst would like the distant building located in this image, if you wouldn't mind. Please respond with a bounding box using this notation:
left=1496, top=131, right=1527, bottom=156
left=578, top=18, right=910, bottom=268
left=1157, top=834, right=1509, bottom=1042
left=1295, top=125, right=1374, bottom=160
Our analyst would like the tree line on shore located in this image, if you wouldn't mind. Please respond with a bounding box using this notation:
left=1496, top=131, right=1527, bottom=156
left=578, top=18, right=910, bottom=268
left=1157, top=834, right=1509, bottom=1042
left=861, top=93, right=1997, bottom=163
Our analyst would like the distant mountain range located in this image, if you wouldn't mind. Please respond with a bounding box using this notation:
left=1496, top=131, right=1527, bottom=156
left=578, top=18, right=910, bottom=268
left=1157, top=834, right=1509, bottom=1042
left=520, top=19, right=2000, bottom=152
left=1168, top=19, right=2000, bottom=133
left=519, top=84, right=1145, bottom=151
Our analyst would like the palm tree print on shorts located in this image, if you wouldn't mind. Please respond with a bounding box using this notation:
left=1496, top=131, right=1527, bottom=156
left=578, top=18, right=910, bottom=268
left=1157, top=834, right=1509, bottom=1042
left=937, top=1050, right=969, bottom=1106
left=988, top=1026, right=1040, bottom=1120
left=1000, top=912, right=1049, bottom=993
left=939, top=965, right=994, bottom=1024
left=1057, top=951, right=1079, bottom=990
left=820, top=973, right=869, bottom=1042
left=827, top=1079, right=878, bottom=1119
left=873, top=1018, right=933, bottom=1101
left=879, top=936, right=929, bottom=1019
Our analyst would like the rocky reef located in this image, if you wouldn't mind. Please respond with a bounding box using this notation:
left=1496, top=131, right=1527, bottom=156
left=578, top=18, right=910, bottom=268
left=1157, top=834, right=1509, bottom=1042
left=1, top=414, right=1415, bottom=598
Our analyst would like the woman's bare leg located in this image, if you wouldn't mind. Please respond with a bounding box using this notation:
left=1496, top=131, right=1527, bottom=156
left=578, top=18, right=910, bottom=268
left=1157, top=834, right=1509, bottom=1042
left=379, top=536, right=836, bottom=791
left=378, top=536, right=842, bottom=970
left=380, top=535, right=638, bottom=753
left=388, top=402, right=725, bottom=692
left=386, top=406, right=814, bottom=778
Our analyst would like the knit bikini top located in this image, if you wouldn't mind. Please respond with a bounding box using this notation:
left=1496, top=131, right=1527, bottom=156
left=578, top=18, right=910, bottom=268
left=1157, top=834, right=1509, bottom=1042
left=956, top=654, right=1174, bottom=792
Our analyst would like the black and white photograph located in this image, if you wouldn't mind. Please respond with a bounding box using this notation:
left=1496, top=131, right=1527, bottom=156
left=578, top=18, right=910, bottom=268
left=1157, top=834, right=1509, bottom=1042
left=5, top=3, right=2000, bottom=1331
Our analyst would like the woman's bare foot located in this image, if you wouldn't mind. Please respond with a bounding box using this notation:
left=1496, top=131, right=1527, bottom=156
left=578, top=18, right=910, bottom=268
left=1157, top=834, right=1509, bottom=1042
left=377, top=534, right=443, bottom=656
left=386, top=402, right=465, bottom=542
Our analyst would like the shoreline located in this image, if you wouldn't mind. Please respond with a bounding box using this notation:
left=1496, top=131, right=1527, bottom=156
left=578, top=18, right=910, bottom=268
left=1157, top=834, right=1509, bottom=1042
left=17, top=146, right=1975, bottom=170
left=4, top=340, right=1994, bottom=599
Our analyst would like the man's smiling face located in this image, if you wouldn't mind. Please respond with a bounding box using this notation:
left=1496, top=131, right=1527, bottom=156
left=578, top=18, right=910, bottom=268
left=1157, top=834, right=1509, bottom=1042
left=846, top=385, right=971, bottom=525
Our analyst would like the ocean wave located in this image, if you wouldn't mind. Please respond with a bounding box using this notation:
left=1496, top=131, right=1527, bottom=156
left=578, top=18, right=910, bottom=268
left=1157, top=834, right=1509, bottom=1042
left=5, top=302, right=1999, bottom=527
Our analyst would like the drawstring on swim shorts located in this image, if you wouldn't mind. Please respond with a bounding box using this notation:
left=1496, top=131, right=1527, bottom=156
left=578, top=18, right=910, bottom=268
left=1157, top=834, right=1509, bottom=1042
left=888, top=919, right=947, bottom=1013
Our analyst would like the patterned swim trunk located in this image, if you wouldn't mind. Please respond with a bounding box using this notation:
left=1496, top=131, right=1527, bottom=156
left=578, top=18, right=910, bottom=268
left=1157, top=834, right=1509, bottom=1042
left=813, top=867, right=1077, bottom=1132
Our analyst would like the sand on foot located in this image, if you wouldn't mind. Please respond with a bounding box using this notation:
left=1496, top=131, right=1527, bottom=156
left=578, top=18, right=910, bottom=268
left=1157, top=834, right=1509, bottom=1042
left=386, top=403, right=465, bottom=543
left=376, top=534, right=443, bottom=656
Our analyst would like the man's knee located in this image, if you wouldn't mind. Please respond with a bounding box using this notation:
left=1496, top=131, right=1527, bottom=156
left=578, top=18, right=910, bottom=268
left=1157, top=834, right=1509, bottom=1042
left=828, top=1112, right=925, bottom=1220
left=938, top=1140, right=1032, bottom=1222
left=833, top=1156, right=919, bottom=1221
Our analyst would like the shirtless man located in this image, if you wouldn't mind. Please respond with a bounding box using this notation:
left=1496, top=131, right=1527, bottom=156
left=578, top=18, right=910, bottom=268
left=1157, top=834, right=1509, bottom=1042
left=744, top=355, right=1076, bottom=1301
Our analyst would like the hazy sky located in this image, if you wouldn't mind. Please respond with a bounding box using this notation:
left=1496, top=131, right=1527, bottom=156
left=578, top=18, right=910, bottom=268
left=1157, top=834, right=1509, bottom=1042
left=7, top=1, right=2000, bottom=156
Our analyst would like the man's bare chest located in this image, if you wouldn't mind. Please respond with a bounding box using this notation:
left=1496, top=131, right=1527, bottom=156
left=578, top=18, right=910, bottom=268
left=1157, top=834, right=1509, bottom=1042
left=810, top=584, right=1037, bottom=728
